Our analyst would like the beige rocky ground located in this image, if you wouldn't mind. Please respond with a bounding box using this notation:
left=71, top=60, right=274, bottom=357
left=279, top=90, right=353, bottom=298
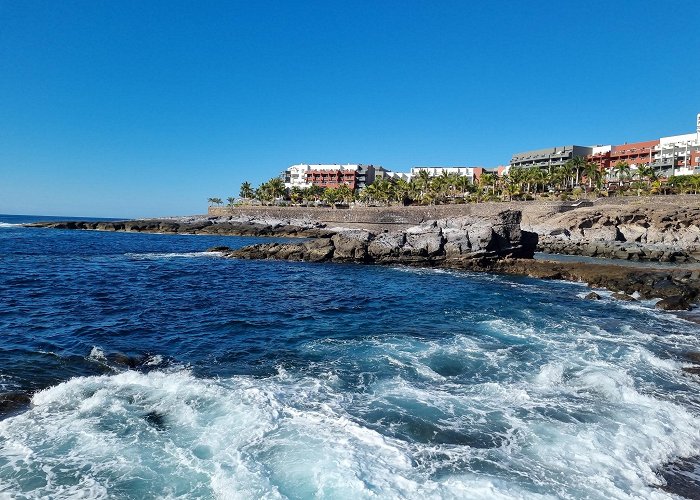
left=523, top=200, right=700, bottom=262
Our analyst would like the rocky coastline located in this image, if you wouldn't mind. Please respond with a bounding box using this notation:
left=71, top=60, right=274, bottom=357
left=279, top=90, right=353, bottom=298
left=218, top=210, right=537, bottom=265
left=25, top=216, right=332, bottom=238
left=25, top=200, right=700, bottom=310
left=207, top=210, right=700, bottom=311
left=523, top=203, right=700, bottom=263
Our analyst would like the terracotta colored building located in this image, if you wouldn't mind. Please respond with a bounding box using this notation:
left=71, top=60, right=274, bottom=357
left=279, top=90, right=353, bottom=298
left=609, top=140, right=658, bottom=167
left=305, top=168, right=359, bottom=190
left=283, top=164, right=385, bottom=191
left=587, top=140, right=659, bottom=172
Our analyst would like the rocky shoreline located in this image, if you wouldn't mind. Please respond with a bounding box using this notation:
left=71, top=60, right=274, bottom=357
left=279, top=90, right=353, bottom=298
left=206, top=210, right=699, bottom=311
left=218, top=210, right=537, bottom=265
left=523, top=203, right=700, bottom=263
left=25, top=216, right=332, bottom=238
left=25, top=204, right=700, bottom=310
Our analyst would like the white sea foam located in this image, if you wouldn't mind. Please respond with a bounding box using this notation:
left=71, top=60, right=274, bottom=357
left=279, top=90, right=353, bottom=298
left=144, top=354, right=164, bottom=366
left=124, top=251, right=223, bottom=260
left=88, top=346, right=106, bottom=362
left=0, top=222, right=23, bottom=228
left=0, top=356, right=698, bottom=499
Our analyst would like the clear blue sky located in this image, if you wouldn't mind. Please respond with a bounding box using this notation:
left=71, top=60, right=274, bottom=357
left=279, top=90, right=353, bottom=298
left=1, top=0, right=699, bottom=217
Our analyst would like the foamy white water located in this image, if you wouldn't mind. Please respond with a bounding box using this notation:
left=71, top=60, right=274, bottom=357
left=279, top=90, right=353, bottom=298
left=124, top=251, right=223, bottom=260
left=2, top=325, right=699, bottom=499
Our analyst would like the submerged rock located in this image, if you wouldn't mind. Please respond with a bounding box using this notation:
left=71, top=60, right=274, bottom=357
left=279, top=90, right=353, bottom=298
left=0, top=391, right=32, bottom=417
left=656, top=296, right=692, bottom=311
left=585, top=292, right=602, bottom=300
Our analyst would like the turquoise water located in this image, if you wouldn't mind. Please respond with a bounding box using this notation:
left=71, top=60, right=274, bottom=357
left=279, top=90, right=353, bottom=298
left=1, top=215, right=700, bottom=499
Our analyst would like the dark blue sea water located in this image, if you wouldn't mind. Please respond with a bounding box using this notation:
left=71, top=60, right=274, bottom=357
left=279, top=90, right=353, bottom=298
left=1, top=214, right=700, bottom=499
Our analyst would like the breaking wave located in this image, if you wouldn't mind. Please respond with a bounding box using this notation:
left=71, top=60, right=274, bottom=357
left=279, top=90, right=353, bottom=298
left=124, top=251, right=223, bottom=260
left=2, top=332, right=700, bottom=499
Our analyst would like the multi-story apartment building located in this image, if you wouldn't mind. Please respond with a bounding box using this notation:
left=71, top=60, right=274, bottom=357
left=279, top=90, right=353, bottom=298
left=512, top=113, right=700, bottom=179
left=510, top=145, right=593, bottom=171
left=589, top=140, right=659, bottom=170
left=587, top=145, right=612, bottom=170
left=283, top=164, right=384, bottom=191
left=650, top=132, right=700, bottom=177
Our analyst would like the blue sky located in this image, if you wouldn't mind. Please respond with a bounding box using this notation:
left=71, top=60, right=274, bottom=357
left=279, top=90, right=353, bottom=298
left=1, top=0, right=699, bottom=217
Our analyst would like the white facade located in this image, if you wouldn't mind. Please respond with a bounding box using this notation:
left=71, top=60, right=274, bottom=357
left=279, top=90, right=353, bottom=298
left=591, top=145, right=612, bottom=155
left=652, top=131, right=700, bottom=175
left=284, top=164, right=312, bottom=189
left=659, top=133, right=698, bottom=146
left=386, top=166, right=482, bottom=183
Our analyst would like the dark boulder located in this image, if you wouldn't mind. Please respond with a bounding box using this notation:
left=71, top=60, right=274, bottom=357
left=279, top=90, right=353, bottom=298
left=207, top=246, right=232, bottom=253
left=656, top=296, right=692, bottom=311
left=0, top=391, right=32, bottom=417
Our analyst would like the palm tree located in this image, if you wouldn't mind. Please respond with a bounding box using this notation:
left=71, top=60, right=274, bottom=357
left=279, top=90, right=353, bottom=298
left=430, top=176, right=447, bottom=204
left=416, top=170, right=431, bottom=200
left=637, top=164, right=658, bottom=190
left=551, top=167, right=568, bottom=191
left=304, top=185, right=324, bottom=203
left=226, top=197, right=236, bottom=207
left=392, top=178, right=411, bottom=205
left=562, top=160, right=576, bottom=189
left=239, top=181, right=254, bottom=199
left=335, top=184, right=354, bottom=204
left=503, top=174, right=520, bottom=201
left=290, top=186, right=304, bottom=205
left=372, top=178, right=393, bottom=205
left=454, top=175, right=472, bottom=200
left=479, top=172, right=496, bottom=196
left=408, top=178, right=422, bottom=204
left=583, top=161, right=602, bottom=192
left=689, top=175, right=700, bottom=195
left=209, top=197, right=223, bottom=206
left=569, top=156, right=587, bottom=187
left=267, top=178, right=286, bottom=200
left=322, top=187, right=340, bottom=207
left=525, top=167, right=544, bottom=196
left=614, top=161, right=630, bottom=187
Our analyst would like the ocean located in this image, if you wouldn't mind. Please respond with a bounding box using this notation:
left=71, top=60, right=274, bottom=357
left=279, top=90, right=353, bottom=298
left=1, top=214, right=699, bottom=499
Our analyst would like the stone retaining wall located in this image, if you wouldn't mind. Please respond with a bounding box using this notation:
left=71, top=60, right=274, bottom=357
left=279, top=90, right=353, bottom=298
left=207, top=194, right=699, bottom=233
left=207, top=201, right=584, bottom=227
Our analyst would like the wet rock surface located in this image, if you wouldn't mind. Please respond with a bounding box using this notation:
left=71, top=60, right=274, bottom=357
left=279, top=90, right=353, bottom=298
left=222, top=211, right=538, bottom=266
left=656, top=295, right=692, bottom=311
left=0, top=391, right=32, bottom=418
left=482, top=259, right=700, bottom=307
left=217, top=210, right=699, bottom=307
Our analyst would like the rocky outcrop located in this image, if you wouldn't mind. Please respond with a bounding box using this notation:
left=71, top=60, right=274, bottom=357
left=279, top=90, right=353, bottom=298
left=524, top=204, right=700, bottom=262
left=223, top=210, right=537, bottom=266
left=478, top=259, right=700, bottom=306
left=26, top=217, right=333, bottom=238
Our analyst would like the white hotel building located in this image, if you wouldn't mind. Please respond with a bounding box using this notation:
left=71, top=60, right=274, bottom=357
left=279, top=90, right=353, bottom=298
left=385, top=166, right=485, bottom=183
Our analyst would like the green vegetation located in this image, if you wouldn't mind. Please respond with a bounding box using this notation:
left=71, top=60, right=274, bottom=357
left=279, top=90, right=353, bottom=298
left=211, top=166, right=700, bottom=209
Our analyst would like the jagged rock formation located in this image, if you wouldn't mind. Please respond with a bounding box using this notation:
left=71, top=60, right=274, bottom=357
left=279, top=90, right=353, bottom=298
left=222, top=210, right=537, bottom=265
left=480, top=259, right=700, bottom=310
left=525, top=205, right=700, bottom=262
